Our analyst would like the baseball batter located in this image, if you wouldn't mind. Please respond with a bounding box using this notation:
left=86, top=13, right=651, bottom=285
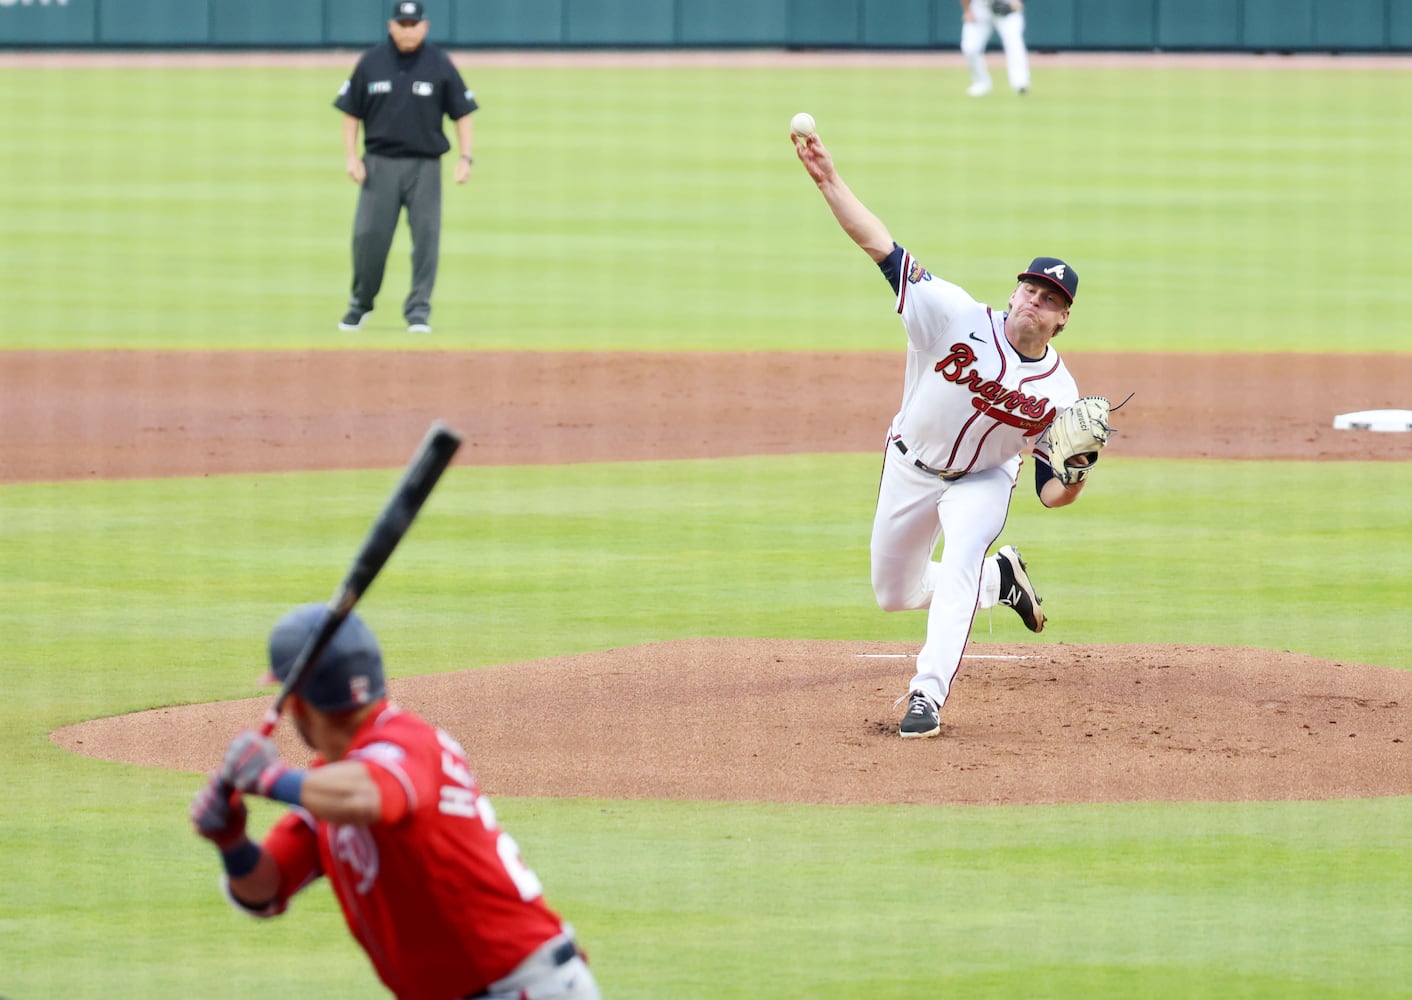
left=960, top=0, right=1030, bottom=96
left=793, top=127, right=1112, bottom=739
left=189, top=604, right=601, bottom=999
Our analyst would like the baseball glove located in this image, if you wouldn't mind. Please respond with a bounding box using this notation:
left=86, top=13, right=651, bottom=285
left=1039, top=396, right=1113, bottom=485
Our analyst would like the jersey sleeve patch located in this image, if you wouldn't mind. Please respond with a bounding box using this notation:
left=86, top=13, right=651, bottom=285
left=351, top=736, right=417, bottom=821
left=354, top=741, right=407, bottom=766
left=907, top=257, right=932, bottom=284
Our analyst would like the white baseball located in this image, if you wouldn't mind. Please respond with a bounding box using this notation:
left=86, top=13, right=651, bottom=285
left=790, top=112, right=817, bottom=138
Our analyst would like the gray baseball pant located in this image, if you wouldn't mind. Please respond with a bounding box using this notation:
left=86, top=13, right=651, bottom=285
left=348, top=153, right=442, bottom=323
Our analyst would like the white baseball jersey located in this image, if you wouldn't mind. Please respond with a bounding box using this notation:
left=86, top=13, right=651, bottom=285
left=888, top=247, right=1078, bottom=478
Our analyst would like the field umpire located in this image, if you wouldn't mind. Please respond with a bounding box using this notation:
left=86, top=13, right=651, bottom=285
left=335, top=0, right=478, bottom=335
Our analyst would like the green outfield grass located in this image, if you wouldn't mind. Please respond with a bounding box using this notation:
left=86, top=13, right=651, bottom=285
left=2, top=57, right=1410, bottom=998
left=2, top=61, right=1409, bottom=351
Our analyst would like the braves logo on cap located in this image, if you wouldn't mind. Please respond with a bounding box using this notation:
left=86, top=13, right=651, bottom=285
left=1018, top=256, right=1078, bottom=303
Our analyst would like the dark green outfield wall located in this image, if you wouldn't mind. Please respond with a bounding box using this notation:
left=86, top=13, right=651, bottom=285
left=3, top=0, right=1409, bottom=51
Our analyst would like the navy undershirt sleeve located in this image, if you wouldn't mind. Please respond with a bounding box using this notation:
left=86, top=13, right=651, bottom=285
left=1033, top=451, right=1056, bottom=500
left=878, top=243, right=905, bottom=295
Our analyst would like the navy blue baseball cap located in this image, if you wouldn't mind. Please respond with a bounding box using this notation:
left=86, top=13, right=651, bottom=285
left=267, top=603, right=386, bottom=713
left=1018, top=257, right=1078, bottom=303
left=391, top=1, right=425, bottom=21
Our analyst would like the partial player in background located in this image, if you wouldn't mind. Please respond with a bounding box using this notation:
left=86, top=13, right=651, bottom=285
left=960, top=0, right=1031, bottom=97
left=791, top=122, right=1114, bottom=739
left=189, top=604, right=600, bottom=1000
left=334, top=0, right=479, bottom=335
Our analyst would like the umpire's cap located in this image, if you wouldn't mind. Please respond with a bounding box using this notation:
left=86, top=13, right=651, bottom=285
left=1017, top=256, right=1078, bottom=304
left=267, top=603, right=386, bottom=713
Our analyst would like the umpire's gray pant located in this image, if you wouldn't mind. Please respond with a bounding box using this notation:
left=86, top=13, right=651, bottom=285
left=348, top=153, right=442, bottom=323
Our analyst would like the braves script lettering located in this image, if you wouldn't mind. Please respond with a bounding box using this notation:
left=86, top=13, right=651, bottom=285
left=934, top=344, right=1056, bottom=434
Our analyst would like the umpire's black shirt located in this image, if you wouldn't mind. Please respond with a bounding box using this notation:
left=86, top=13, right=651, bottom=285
left=334, top=38, right=478, bottom=159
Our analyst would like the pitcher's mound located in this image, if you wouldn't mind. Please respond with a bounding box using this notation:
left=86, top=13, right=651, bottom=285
left=52, top=639, right=1411, bottom=806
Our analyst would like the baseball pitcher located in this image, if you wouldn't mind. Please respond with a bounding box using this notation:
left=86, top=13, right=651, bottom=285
left=792, top=128, right=1113, bottom=739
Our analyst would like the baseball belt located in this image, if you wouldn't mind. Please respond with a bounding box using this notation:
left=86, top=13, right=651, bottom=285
left=462, top=938, right=580, bottom=999
left=893, top=439, right=967, bottom=480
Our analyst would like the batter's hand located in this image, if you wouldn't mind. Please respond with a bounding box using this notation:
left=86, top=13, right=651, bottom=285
left=347, top=155, right=367, bottom=185
left=792, top=133, right=836, bottom=186
left=220, top=730, right=291, bottom=799
left=190, top=774, right=249, bottom=849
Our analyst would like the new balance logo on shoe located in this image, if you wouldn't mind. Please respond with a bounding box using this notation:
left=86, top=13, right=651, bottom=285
left=995, top=545, right=1045, bottom=633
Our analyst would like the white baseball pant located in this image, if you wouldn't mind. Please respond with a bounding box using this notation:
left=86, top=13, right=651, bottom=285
left=961, top=1, right=1031, bottom=92
left=870, top=446, right=1017, bottom=709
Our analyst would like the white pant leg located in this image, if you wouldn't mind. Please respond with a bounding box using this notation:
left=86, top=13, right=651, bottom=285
left=996, top=10, right=1030, bottom=90
left=909, top=467, right=1014, bottom=706
left=960, top=2, right=994, bottom=87
left=870, top=451, right=946, bottom=616
left=872, top=449, right=1015, bottom=707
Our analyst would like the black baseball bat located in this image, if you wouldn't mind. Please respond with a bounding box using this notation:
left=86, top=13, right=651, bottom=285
left=258, top=420, right=462, bottom=735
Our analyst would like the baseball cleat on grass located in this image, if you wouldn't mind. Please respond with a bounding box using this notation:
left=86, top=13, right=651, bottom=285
left=339, top=307, right=371, bottom=332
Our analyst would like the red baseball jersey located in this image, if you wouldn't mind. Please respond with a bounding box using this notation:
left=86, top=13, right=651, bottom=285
left=254, top=702, right=565, bottom=999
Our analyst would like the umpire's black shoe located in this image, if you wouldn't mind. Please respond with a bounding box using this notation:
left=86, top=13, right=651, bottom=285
left=899, top=690, right=941, bottom=739
left=338, top=307, right=371, bottom=332
left=996, top=544, right=1045, bottom=633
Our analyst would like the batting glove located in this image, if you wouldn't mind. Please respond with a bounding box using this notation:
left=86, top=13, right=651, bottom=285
left=190, top=775, right=248, bottom=850
left=220, top=730, right=291, bottom=799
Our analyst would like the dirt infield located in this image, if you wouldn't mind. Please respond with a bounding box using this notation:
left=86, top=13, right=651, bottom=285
left=31, top=348, right=1412, bottom=805
left=4, top=351, right=1410, bottom=482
